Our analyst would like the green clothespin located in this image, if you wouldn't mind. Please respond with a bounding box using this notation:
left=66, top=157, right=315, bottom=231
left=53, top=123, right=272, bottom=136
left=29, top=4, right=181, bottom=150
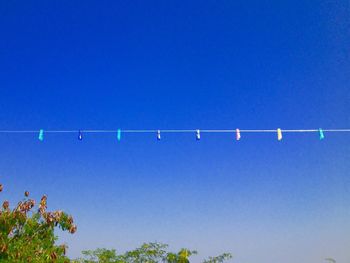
left=319, top=128, right=325, bottom=140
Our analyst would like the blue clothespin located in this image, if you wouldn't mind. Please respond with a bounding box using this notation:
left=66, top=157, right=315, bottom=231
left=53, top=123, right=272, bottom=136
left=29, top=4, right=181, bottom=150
left=78, top=130, right=83, bottom=141
left=38, top=129, right=44, bottom=141
left=157, top=130, right=161, bottom=141
left=196, top=129, right=201, bottom=140
left=319, top=128, right=325, bottom=140
left=117, top=129, right=121, bottom=141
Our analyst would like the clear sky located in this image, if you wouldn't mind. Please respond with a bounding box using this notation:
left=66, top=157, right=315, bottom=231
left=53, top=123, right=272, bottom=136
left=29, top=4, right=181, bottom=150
left=0, top=1, right=349, bottom=262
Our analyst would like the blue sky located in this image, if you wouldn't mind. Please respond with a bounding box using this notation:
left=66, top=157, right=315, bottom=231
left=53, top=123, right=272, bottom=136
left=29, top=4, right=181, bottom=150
left=0, top=1, right=349, bottom=262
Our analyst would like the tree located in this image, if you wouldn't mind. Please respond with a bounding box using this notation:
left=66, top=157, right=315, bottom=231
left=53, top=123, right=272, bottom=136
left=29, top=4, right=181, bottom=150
left=202, top=253, right=232, bottom=263
left=1, top=183, right=232, bottom=262
left=0, top=183, right=76, bottom=262
left=74, top=242, right=232, bottom=263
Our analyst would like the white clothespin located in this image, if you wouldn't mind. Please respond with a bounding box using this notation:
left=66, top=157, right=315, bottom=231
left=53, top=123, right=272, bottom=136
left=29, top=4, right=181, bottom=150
left=236, top=128, right=241, bottom=141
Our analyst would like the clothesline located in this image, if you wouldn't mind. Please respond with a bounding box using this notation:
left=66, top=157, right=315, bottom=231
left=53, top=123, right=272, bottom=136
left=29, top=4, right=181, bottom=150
left=0, top=128, right=350, bottom=133
left=1, top=128, right=350, bottom=142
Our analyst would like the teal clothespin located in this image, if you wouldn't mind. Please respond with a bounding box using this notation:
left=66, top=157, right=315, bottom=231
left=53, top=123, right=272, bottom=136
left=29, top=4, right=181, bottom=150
left=319, top=128, right=325, bottom=140
left=38, top=129, right=44, bottom=141
left=117, top=129, right=121, bottom=141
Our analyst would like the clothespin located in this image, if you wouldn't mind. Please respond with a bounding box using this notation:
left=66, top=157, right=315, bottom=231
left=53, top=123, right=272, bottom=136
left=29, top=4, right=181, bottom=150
left=117, top=129, right=121, bottom=141
left=196, top=129, right=201, bottom=140
left=157, top=130, right=161, bottom=140
left=277, top=128, right=282, bottom=141
left=319, top=128, right=325, bottom=140
left=78, top=130, right=83, bottom=141
left=38, top=129, right=44, bottom=141
left=236, top=128, right=241, bottom=141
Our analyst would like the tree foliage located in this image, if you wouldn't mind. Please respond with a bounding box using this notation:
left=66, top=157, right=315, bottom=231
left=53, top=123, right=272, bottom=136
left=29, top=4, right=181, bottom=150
left=1, top=183, right=232, bottom=262
left=74, top=242, right=232, bottom=263
left=0, top=184, right=76, bottom=262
